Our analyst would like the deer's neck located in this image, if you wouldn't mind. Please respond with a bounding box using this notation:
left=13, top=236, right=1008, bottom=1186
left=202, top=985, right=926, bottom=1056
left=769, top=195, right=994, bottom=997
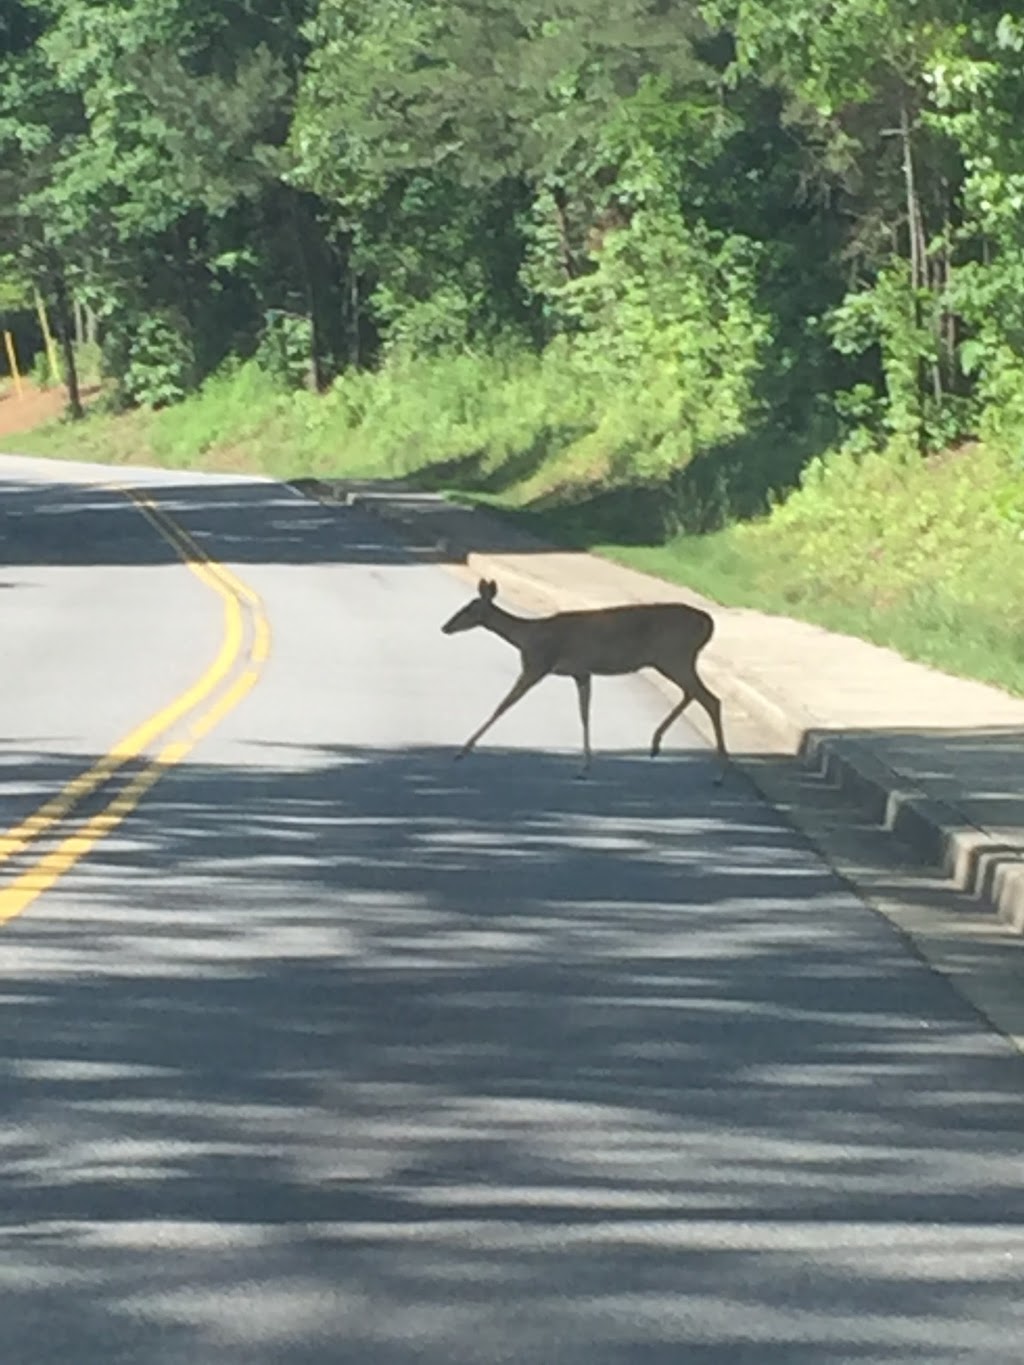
left=484, top=604, right=534, bottom=653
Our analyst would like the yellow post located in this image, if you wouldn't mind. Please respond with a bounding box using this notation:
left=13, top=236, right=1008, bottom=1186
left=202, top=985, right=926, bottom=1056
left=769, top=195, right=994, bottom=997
left=33, top=287, right=61, bottom=383
left=3, top=330, right=23, bottom=398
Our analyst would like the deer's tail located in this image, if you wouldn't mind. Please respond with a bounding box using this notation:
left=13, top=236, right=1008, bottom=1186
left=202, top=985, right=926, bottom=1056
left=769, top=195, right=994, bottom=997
left=691, top=607, right=715, bottom=655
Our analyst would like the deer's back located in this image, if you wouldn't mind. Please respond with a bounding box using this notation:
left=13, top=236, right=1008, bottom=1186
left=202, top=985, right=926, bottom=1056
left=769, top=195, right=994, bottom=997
left=535, top=603, right=713, bottom=676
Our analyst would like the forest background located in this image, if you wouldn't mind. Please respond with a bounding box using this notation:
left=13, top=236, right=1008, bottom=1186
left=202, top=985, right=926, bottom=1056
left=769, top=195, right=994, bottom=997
left=3, top=0, right=1024, bottom=692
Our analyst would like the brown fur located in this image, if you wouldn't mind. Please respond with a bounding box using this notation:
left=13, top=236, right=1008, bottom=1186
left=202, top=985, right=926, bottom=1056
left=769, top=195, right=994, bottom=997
left=442, top=579, right=727, bottom=778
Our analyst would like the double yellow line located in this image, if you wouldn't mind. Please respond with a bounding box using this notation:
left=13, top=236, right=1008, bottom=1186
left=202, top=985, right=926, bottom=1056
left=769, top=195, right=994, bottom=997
left=0, top=486, right=271, bottom=925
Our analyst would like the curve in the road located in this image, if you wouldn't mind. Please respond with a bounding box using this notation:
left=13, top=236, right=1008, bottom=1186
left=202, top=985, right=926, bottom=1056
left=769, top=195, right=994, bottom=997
left=0, top=484, right=270, bottom=924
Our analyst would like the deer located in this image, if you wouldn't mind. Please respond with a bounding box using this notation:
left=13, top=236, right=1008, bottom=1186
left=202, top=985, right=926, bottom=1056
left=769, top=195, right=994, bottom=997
left=441, top=579, right=727, bottom=780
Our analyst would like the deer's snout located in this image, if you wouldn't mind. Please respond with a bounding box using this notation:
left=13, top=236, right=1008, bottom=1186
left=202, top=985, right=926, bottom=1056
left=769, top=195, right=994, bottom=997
left=442, top=600, right=483, bottom=634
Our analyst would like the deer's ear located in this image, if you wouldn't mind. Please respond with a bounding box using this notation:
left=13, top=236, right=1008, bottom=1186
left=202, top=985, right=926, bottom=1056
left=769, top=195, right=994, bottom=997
left=479, top=579, right=498, bottom=601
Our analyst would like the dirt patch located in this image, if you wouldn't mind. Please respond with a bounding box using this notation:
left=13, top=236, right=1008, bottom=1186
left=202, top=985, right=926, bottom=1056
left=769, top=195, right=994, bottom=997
left=0, top=384, right=67, bottom=439
left=0, top=383, right=100, bottom=440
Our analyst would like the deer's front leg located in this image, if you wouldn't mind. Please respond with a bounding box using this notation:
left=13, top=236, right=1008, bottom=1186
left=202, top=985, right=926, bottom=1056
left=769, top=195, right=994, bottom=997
left=455, top=667, right=546, bottom=760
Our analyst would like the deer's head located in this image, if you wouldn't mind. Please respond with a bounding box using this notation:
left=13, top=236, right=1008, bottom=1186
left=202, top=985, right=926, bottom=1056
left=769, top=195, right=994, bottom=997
left=441, top=579, right=498, bottom=634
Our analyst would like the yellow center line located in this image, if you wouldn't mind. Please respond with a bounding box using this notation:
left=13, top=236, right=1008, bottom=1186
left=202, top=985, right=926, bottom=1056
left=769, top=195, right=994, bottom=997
left=0, top=491, right=245, bottom=865
left=0, top=485, right=271, bottom=924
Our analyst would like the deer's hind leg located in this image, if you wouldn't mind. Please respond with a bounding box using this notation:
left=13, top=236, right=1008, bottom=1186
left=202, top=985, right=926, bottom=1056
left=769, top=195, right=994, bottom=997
left=651, top=661, right=728, bottom=783
left=573, top=673, right=592, bottom=778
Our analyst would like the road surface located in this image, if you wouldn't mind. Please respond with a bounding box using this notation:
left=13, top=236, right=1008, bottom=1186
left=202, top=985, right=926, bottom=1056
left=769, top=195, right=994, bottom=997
left=1, top=453, right=1023, bottom=1363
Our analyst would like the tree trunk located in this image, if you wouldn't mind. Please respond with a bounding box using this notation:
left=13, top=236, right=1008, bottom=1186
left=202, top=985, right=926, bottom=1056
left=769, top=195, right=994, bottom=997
left=51, top=269, right=84, bottom=420
left=900, top=104, right=929, bottom=285
left=289, top=192, right=324, bottom=391
left=899, top=101, right=930, bottom=447
left=551, top=185, right=577, bottom=282
left=349, top=268, right=360, bottom=369
left=176, top=220, right=199, bottom=387
left=939, top=178, right=957, bottom=394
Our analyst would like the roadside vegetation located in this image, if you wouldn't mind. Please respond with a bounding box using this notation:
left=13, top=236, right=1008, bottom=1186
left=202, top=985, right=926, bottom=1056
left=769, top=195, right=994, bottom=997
left=4, top=1, right=1024, bottom=694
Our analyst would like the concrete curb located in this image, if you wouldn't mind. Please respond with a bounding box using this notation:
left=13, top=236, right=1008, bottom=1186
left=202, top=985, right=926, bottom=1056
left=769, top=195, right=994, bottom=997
left=295, top=477, right=1024, bottom=933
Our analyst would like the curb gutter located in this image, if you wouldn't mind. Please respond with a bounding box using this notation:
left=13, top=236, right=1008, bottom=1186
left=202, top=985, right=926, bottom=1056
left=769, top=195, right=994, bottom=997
left=295, top=477, right=1024, bottom=934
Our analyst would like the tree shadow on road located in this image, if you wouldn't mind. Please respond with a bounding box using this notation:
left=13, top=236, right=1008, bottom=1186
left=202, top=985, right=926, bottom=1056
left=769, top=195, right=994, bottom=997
left=1, top=742, right=1023, bottom=1362
left=0, top=474, right=473, bottom=568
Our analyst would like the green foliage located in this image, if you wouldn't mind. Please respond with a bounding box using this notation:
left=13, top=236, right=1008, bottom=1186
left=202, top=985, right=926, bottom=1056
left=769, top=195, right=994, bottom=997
left=924, top=10, right=1024, bottom=445
left=549, top=210, right=768, bottom=475
left=105, top=308, right=196, bottom=408
left=0, top=0, right=317, bottom=405
left=30, top=350, right=55, bottom=389
left=147, top=360, right=290, bottom=464
left=256, top=311, right=314, bottom=390
left=829, top=261, right=942, bottom=451
left=0, top=259, right=32, bottom=315
left=287, top=0, right=716, bottom=352
left=731, top=439, right=1024, bottom=689
left=347, top=174, right=520, bottom=355
left=6, top=0, right=1024, bottom=454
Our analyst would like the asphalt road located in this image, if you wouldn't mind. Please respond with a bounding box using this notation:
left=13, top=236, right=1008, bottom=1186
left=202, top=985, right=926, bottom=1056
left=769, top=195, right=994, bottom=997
left=1, top=453, right=1023, bottom=1364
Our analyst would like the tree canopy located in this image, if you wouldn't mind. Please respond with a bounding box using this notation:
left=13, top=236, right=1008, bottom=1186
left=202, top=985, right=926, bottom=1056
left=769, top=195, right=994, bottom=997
left=3, top=0, right=1024, bottom=467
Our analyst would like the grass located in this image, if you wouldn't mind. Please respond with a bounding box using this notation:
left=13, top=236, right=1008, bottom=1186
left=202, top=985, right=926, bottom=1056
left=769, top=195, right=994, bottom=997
left=15, top=353, right=1024, bottom=699
left=583, top=444, right=1024, bottom=697
left=602, top=529, right=1024, bottom=696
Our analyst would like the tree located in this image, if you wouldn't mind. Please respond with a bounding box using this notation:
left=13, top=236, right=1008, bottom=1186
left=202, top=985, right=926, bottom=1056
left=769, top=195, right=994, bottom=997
left=288, top=0, right=719, bottom=349
left=702, top=0, right=971, bottom=451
